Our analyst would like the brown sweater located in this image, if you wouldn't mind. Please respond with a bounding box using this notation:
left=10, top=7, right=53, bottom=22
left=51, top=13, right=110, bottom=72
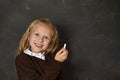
left=15, top=53, right=68, bottom=80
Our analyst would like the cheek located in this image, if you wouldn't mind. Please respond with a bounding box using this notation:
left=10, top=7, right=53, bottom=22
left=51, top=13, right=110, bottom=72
left=44, top=40, right=51, bottom=48
left=28, top=36, right=35, bottom=45
left=46, top=41, right=50, bottom=46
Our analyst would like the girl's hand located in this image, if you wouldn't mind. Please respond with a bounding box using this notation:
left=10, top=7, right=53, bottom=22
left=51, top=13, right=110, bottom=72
left=55, top=47, right=68, bottom=62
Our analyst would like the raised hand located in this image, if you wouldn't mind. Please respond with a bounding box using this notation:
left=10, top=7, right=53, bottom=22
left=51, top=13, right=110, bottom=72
left=55, top=44, right=68, bottom=62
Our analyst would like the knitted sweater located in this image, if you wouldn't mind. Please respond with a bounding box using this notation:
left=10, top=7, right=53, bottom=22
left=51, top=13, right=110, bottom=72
left=15, top=53, right=68, bottom=80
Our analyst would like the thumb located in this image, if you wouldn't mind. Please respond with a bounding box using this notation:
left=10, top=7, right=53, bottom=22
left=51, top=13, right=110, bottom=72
left=56, top=48, right=64, bottom=55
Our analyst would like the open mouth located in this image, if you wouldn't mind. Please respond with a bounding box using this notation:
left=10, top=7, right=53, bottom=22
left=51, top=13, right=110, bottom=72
left=34, top=43, right=43, bottom=48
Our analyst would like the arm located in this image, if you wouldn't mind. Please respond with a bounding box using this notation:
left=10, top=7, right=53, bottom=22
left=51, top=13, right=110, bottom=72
left=15, top=54, right=62, bottom=80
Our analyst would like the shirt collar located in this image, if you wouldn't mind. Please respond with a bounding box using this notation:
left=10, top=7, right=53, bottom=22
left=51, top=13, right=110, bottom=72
left=24, top=48, right=45, bottom=60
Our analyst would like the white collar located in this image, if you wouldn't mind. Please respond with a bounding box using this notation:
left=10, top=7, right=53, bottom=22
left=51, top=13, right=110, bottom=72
left=24, top=48, right=45, bottom=60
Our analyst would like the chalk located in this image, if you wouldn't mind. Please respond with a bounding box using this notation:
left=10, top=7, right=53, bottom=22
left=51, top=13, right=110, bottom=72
left=63, top=43, right=66, bottom=48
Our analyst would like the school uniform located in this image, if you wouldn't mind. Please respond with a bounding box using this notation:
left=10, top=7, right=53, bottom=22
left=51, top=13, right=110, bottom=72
left=15, top=49, right=68, bottom=80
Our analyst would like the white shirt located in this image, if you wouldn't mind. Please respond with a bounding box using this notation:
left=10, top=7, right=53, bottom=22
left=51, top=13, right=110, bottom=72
left=24, top=48, right=45, bottom=60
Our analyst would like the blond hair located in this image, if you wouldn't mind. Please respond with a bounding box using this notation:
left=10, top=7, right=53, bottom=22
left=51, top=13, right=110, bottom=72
left=18, top=18, right=59, bottom=54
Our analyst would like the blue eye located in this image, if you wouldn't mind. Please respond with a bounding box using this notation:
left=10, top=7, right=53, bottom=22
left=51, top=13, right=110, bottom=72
left=44, top=36, right=48, bottom=39
left=34, top=33, right=39, bottom=36
left=44, top=36, right=50, bottom=40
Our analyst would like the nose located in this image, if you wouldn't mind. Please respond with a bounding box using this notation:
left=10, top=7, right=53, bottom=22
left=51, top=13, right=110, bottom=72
left=38, top=36, right=43, bottom=43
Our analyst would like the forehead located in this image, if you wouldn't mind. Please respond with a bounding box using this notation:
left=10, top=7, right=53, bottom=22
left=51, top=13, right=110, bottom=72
left=31, top=23, right=53, bottom=35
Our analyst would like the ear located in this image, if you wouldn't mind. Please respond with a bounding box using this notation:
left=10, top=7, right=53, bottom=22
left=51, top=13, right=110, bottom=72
left=27, top=32, right=31, bottom=41
left=28, top=36, right=30, bottom=41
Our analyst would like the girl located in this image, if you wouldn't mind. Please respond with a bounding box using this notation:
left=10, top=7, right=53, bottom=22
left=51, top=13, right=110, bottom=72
left=15, top=18, right=68, bottom=80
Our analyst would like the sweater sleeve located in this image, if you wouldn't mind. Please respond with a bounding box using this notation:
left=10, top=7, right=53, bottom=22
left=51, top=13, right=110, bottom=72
left=15, top=54, right=63, bottom=80
left=43, top=54, right=68, bottom=80
left=44, top=58, right=62, bottom=79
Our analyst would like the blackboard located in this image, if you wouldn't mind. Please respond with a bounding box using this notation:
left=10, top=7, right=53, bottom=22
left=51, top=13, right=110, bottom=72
left=0, top=0, right=120, bottom=80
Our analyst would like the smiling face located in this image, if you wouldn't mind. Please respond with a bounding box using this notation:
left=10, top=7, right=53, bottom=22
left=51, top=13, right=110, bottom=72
left=28, top=23, right=53, bottom=53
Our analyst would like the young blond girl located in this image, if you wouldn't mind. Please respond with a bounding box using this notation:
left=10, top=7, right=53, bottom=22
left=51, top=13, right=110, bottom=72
left=15, top=18, right=68, bottom=80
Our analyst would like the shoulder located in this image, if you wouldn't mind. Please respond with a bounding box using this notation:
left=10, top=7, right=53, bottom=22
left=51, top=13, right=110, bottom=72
left=15, top=53, right=31, bottom=65
left=15, top=53, right=27, bottom=60
left=45, top=53, right=63, bottom=65
left=45, top=52, right=55, bottom=59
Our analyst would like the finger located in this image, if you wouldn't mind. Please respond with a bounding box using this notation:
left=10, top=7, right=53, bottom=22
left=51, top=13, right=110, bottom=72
left=57, top=48, right=64, bottom=54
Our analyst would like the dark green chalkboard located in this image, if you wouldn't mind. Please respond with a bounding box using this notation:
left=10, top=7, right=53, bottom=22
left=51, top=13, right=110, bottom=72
left=0, top=0, right=120, bottom=80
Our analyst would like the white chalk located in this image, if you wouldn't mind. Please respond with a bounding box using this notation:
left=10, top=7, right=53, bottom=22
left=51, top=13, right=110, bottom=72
left=63, top=43, right=66, bottom=48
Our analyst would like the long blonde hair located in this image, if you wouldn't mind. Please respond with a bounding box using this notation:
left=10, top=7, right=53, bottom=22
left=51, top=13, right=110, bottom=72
left=18, top=18, right=59, bottom=54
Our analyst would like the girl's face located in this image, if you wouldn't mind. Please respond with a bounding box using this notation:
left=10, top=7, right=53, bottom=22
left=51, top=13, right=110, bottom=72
left=28, top=23, right=53, bottom=53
